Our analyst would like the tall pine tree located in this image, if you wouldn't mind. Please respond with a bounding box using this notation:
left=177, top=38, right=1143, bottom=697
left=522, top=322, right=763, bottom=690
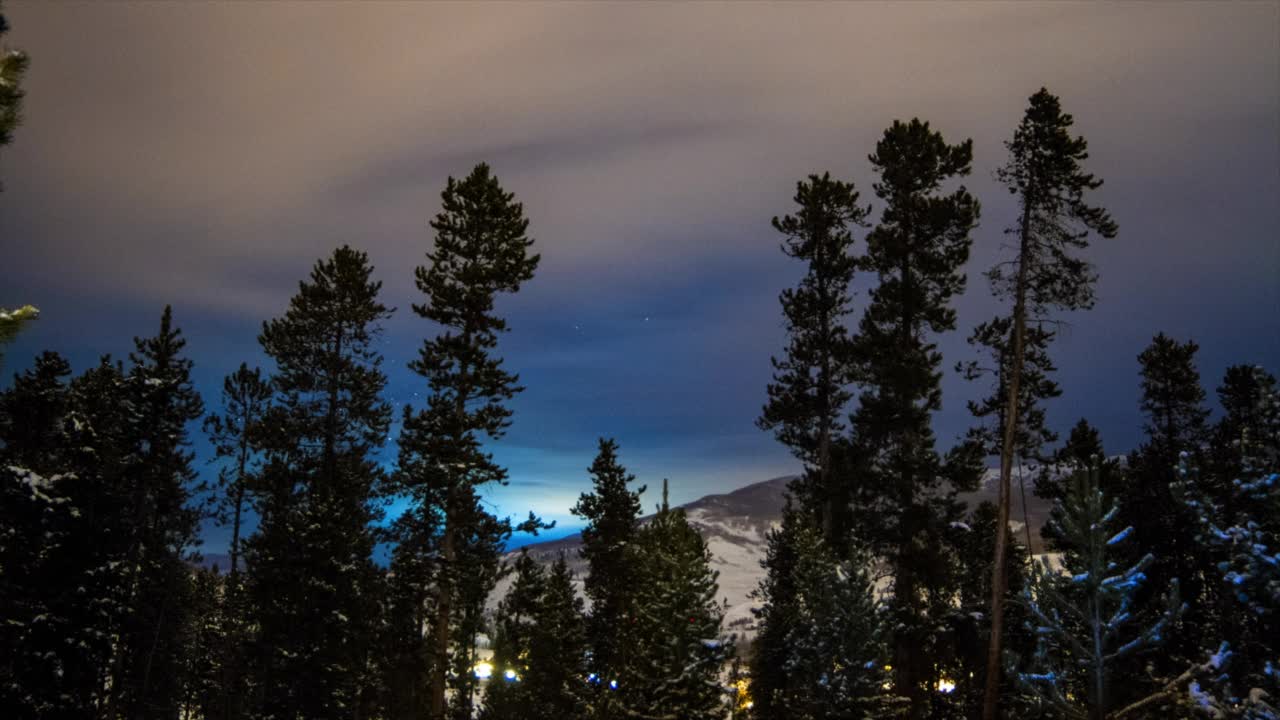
left=976, top=88, right=1118, bottom=718
left=246, top=247, right=391, bottom=720
left=203, top=362, right=270, bottom=719
left=107, top=307, right=206, bottom=720
left=389, top=163, right=540, bottom=720
left=846, top=118, right=981, bottom=718
left=758, top=172, right=869, bottom=541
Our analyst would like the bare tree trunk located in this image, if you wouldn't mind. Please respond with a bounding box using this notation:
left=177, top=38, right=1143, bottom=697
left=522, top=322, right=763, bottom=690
left=982, top=196, right=1033, bottom=720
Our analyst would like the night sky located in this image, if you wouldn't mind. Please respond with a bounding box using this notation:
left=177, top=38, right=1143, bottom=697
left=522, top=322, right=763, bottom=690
left=1, top=3, right=1277, bottom=553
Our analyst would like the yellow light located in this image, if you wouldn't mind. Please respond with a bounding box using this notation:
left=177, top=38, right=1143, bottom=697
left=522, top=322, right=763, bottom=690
left=937, top=676, right=956, bottom=694
left=473, top=661, right=494, bottom=680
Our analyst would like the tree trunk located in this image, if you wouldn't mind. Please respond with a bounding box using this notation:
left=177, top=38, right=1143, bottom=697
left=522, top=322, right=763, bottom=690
left=429, top=489, right=456, bottom=720
left=982, top=194, right=1033, bottom=720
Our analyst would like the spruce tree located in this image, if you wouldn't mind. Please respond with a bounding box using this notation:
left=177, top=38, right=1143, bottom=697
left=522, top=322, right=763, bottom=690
left=1014, top=467, right=1183, bottom=720
left=1175, top=367, right=1280, bottom=715
left=1120, top=333, right=1213, bottom=677
left=246, top=246, right=391, bottom=720
left=976, top=88, right=1118, bottom=718
left=758, top=172, right=869, bottom=541
left=571, top=437, right=645, bottom=715
left=749, top=504, right=805, bottom=720
left=1208, top=365, right=1278, bottom=508
left=481, top=552, right=588, bottom=720
left=620, top=480, right=731, bottom=719
left=846, top=117, right=981, bottom=718
left=390, top=163, right=540, bottom=720
left=108, top=306, right=206, bottom=720
left=777, top=521, right=899, bottom=719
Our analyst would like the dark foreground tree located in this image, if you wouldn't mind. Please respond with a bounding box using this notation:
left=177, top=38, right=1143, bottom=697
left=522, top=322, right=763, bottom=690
left=847, top=118, right=981, bottom=718
left=107, top=307, right=206, bottom=720
left=1119, top=333, right=1213, bottom=679
left=758, top=172, right=869, bottom=542
left=619, top=481, right=731, bottom=719
left=389, top=163, right=540, bottom=720
left=246, top=246, right=391, bottom=720
left=1174, top=367, right=1280, bottom=717
left=571, top=437, right=645, bottom=717
left=977, top=88, right=1118, bottom=718
left=1014, top=466, right=1183, bottom=720
left=481, top=553, right=588, bottom=720
left=755, top=512, right=899, bottom=719
left=203, top=363, right=270, bottom=718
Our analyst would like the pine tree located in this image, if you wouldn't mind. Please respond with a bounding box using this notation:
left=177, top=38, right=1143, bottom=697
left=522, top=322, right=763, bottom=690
left=481, top=552, right=589, bottom=720
left=571, top=437, right=645, bottom=716
left=203, top=363, right=270, bottom=720
left=1014, top=467, right=1183, bottom=720
left=246, top=247, right=391, bottom=720
left=380, top=498, right=439, bottom=720
left=780, top=521, right=899, bottom=719
left=204, top=363, right=271, bottom=579
left=976, top=88, right=1119, bottom=718
left=390, top=163, right=540, bottom=720
left=1120, top=333, right=1213, bottom=677
left=180, top=567, right=228, bottom=720
left=749, top=504, right=805, bottom=720
left=846, top=117, right=982, bottom=718
left=0, top=2, right=29, bottom=168
left=0, top=352, right=92, bottom=717
left=1208, top=366, right=1278, bottom=510
left=758, top=172, right=869, bottom=542
left=107, top=306, right=206, bottom=720
left=1175, top=368, right=1280, bottom=716
left=619, top=480, right=732, bottom=719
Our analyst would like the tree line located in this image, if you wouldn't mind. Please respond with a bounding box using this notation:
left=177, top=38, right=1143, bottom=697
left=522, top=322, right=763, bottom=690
left=747, top=89, right=1278, bottom=720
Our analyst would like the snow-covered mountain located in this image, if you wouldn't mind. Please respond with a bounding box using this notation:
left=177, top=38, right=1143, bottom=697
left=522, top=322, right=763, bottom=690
left=498, top=475, right=792, bottom=635
left=499, top=468, right=1061, bottom=637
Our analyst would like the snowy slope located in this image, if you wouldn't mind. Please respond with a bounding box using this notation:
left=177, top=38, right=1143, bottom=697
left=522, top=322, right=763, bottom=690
left=494, top=476, right=791, bottom=636
left=495, top=468, right=1072, bottom=638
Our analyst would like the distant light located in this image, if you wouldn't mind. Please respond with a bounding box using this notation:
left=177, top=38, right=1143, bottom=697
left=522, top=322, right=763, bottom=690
left=609, top=679, right=618, bottom=690
left=504, top=669, right=518, bottom=681
left=473, top=661, right=494, bottom=680
left=588, top=673, right=598, bottom=683
left=745, top=701, right=754, bottom=709
left=938, top=677, right=956, bottom=694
